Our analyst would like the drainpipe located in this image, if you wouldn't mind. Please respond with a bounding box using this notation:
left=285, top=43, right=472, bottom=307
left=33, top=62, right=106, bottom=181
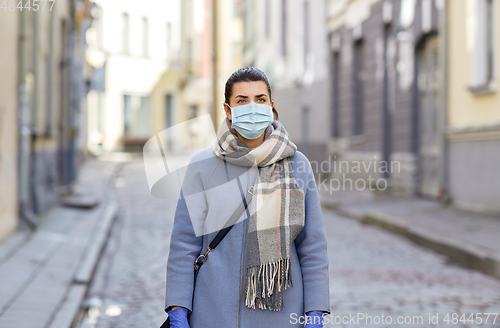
left=439, top=0, right=450, bottom=205
left=17, top=9, right=38, bottom=229
left=211, top=0, right=219, bottom=131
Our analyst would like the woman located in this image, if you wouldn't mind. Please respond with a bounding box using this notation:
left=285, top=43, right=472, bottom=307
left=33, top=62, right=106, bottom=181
left=164, top=67, right=330, bottom=328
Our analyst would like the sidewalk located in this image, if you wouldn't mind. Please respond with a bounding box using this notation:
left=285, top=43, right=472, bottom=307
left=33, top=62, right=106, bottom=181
left=318, top=188, right=500, bottom=281
left=0, top=158, right=120, bottom=328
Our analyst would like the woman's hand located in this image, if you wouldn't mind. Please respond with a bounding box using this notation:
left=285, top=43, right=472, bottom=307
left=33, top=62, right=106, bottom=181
left=305, top=311, right=324, bottom=328
left=167, top=306, right=190, bottom=328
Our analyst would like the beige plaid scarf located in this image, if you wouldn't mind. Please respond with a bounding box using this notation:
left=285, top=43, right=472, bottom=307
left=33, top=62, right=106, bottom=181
left=212, top=116, right=305, bottom=311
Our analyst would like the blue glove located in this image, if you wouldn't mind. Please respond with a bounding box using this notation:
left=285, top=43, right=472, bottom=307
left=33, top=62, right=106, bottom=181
left=167, top=307, right=190, bottom=328
left=305, top=311, right=324, bottom=328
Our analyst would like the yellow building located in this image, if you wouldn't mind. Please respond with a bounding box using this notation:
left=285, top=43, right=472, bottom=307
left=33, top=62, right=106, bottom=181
left=0, top=0, right=92, bottom=243
left=445, top=0, right=500, bottom=213
left=0, top=10, right=19, bottom=242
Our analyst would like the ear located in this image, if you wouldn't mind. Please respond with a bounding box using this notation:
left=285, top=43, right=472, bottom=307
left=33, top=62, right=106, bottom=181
left=223, top=103, right=232, bottom=120
left=271, top=101, right=279, bottom=120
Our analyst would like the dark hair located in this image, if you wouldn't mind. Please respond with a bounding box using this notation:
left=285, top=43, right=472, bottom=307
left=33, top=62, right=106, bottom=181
left=224, top=67, right=279, bottom=120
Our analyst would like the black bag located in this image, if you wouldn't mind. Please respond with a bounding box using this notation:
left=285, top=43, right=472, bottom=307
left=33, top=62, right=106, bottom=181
left=160, top=160, right=254, bottom=327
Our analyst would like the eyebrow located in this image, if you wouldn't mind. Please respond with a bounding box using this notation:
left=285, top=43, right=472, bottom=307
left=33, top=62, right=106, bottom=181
left=235, top=94, right=268, bottom=98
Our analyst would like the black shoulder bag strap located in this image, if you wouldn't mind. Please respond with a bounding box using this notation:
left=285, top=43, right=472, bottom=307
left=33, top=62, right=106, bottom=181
left=193, top=158, right=254, bottom=275
left=160, top=159, right=254, bottom=327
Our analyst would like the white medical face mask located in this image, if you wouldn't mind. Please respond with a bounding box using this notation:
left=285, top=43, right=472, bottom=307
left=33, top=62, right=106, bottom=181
left=228, top=102, right=274, bottom=140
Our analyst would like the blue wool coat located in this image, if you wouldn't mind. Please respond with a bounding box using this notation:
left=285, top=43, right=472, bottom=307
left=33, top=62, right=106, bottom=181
left=164, top=145, right=331, bottom=328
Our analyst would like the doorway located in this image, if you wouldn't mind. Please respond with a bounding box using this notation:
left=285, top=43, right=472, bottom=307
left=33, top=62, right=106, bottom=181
left=415, top=34, right=442, bottom=199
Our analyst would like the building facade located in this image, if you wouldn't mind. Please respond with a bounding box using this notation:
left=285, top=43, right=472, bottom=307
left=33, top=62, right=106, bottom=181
left=242, top=0, right=331, bottom=166
left=326, top=0, right=446, bottom=199
left=445, top=0, right=500, bottom=214
left=175, top=0, right=246, bottom=142
left=0, top=9, right=19, bottom=242
left=86, top=0, right=181, bottom=153
left=0, top=0, right=92, bottom=242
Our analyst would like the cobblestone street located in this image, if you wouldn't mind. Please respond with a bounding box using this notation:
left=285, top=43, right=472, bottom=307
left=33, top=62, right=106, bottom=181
left=324, top=211, right=500, bottom=327
left=76, top=158, right=500, bottom=328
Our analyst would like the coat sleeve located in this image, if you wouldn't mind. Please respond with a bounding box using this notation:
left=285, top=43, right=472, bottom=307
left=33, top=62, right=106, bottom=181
left=164, top=156, right=207, bottom=314
left=293, top=156, right=331, bottom=316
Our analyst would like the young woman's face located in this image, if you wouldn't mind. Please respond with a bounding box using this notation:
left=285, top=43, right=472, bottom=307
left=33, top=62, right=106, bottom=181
left=224, top=81, right=274, bottom=120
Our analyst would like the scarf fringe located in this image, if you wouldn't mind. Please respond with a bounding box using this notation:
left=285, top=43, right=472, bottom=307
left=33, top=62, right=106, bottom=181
left=244, top=257, right=293, bottom=311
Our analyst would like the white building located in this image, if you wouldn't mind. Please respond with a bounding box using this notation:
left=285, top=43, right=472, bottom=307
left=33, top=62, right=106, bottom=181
left=86, top=0, right=181, bottom=153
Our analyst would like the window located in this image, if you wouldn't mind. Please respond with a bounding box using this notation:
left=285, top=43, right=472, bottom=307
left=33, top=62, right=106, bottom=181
left=166, top=22, right=172, bottom=62
left=332, top=52, right=340, bottom=137
left=122, top=12, right=129, bottom=53
left=234, top=0, right=243, bottom=17
left=304, top=1, right=310, bottom=68
left=265, top=0, right=270, bottom=38
left=281, top=0, right=287, bottom=58
left=186, top=38, right=193, bottom=68
left=142, top=17, right=149, bottom=56
left=243, top=1, right=251, bottom=51
left=486, top=0, right=495, bottom=82
left=165, top=94, right=174, bottom=128
left=188, top=105, right=198, bottom=120
left=123, top=94, right=151, bottom=137
left=352, top=39, right=365, bottom=136
left=91, top=5, right=103, bottom=48
left=97, top=92, right=104, bottom=133
left=301, top=106, right=310, bottom=157
left=470, top=0, right=497, bottom=95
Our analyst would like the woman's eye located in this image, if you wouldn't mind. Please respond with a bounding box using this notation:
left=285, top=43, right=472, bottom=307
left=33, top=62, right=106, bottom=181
left=258, top=98, right=265, bottom=102
left=238, top=99, right=245, bottom=103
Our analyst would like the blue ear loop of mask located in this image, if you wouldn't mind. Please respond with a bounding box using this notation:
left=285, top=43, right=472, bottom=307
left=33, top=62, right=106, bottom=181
left=227, top=102, right=274, bottom=140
